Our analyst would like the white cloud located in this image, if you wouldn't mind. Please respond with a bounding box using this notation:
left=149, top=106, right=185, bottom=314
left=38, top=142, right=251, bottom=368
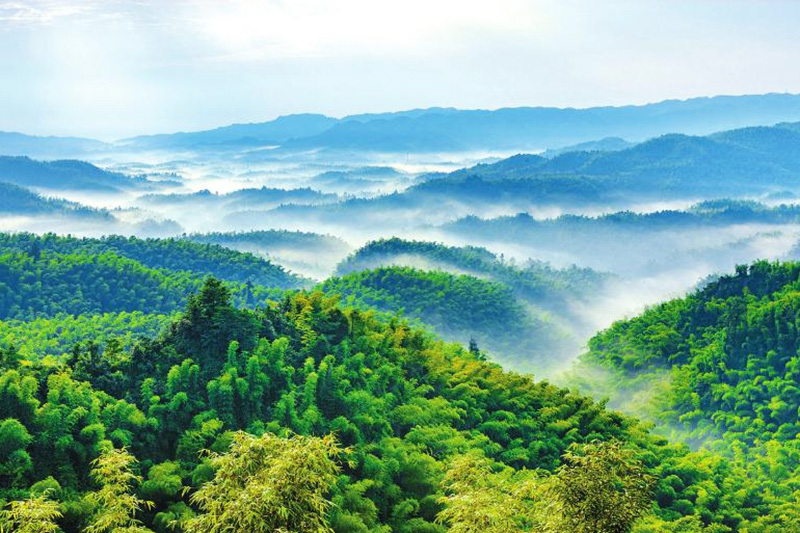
left=0, top=1, right=89, bottom=25
left=1, top=0, right=800, bottom=138
left=172, top=0, right=549, bottom=62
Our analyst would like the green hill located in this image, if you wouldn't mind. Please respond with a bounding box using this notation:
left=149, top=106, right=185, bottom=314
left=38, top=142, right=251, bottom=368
left=337, top=237, right=605, bottom=307
left=0, top=276, right=783, bottom=532
left=321, top=265, right=594, bottom=374
left=0, top=250, right=288, bottom=320
left=583, top=260, right=800, bottom=445
left=575, top=260, right=800, bottom=530
left=0, top=233, right=308, bottom=290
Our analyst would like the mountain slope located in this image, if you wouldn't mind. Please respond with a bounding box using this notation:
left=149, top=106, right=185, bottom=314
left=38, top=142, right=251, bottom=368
left=0, top=276, right=782, bottom=532
left=420, top=123, right=800, bottom=201
left=336, top=238, right=605, bottom=316
left=582, top=260, right=800, bottom=447
left=112, top=93, right=800, bottom=153
left=0, top=250, right=287, bottom=320
left=0, top=233, right=307, bottom=289
left=0, top=156, right=156, bottom=192
left=321, top=265, right=583, bottom=373
left=0, top=131, right=107, bottom=158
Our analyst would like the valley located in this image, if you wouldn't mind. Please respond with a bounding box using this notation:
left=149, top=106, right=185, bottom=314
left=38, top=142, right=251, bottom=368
left=4, top=94, right=800, bottom=532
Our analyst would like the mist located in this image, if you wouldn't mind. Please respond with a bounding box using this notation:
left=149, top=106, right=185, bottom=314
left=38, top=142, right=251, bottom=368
left=6, top=130, right=800, bottom=384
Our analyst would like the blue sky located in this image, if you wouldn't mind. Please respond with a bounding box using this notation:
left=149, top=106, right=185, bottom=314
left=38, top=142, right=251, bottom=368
left=1, top=0, right=799, bottom=139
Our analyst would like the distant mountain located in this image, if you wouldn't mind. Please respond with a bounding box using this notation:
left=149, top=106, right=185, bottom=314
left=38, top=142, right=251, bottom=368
left=0, top=156, right=161, bottom=192
left=139, top=186, right=338, bottom=211
left=283, top=93, right=800, bottom=153
left=108, top=93, right=800, bottom=154
left=219, top=121, right=800, bottom=239
left=119, top=113, right=337, bottom=150
left=0, top=131, right=107, bottom=158
left=541, top=137, right=633, bottom=158
left=414, top=121, right=800, bottom=202
left=308, top=166, right=411, bottom=195
left=441, top=200, right=800, bottom=275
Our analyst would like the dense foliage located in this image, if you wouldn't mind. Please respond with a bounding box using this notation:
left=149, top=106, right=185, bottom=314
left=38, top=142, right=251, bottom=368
left=0, top=249, right=283, bottom=320
left=0, top=272, right=716, bottom=532
left=582, top=260, right=800, bottom=531
left=319, top=266, right=564, bottom=371
left=187, top=229, right=347, bottom=256
left=336, top=237, right=604, bottom=305
left=0, top=312, right=172, bottom=362
left=0, top=233, right=306, bottom=289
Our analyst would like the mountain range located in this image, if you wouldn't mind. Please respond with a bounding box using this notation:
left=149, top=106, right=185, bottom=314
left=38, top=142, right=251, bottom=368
left=5, top=93, right=800, bottom=156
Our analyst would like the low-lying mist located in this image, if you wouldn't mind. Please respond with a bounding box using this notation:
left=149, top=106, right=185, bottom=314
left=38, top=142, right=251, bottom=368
left=7, top=146, right=800, bottom=386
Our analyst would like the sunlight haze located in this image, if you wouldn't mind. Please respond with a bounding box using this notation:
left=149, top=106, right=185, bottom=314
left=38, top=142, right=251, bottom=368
left=1, top=0, right=799, bottom=138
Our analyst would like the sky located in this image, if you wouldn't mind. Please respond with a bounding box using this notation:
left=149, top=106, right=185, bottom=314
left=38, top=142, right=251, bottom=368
left=1, top=0, right=800, bottom=140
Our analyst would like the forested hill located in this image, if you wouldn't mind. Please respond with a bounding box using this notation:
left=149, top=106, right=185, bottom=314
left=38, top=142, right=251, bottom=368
left=1, top=277, right=793, bottom=532
left=336, top=237, right=605, bottom=300
left=0, top=250, right=286, bottom=320
left=0, top=156, right=162, bottom=192
left=0, top=233, right=307, bottom=289
left=413, top=121, right=800, bottom=201
left=329, top=239, right=608, bottom=371
left=583, top=259, right=800, bottom=446
left=576, top=259, right=800, bottom=531
left=319, top=266, right=565, bottom=372
left=0, top=233, right=309, bottom=321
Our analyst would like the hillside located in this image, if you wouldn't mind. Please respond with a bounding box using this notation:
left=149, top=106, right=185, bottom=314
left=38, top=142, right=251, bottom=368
left=582, top=260, right=800, bottom=447
left=122, top=93, right=800, bottom=153
left=338, top=238, right=604, bottom=290
left=441, top=200, right=800, bottom=275
left=0, top=233, right=307, bottom=290
left=0, top=250, right=286, bottom=320
left=0, top=311, right=173, bottom=360
left=0, top=156, right=162, bottom=192
left=577, top=260, right=800, bottom=532
left=0, top=276, right=789, bottom=532
left=319, top=266, right=566, bottom=372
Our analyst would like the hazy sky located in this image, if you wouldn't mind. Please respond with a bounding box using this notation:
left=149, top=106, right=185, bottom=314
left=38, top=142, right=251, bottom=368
left=2, top=0, right=800, bottom=139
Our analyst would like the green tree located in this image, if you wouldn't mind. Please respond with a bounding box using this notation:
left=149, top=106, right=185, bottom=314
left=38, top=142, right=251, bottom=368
left=83, top=447, right=154, bottom=533
left=184, top=432, right=343, bottom=533
left=0, top=493, right=62, bottom=533
left=546, top=441, right=655, bottom=533
left=437, top=453, right=542, bottom=533
left=0, top=418, right=33, bottom=487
